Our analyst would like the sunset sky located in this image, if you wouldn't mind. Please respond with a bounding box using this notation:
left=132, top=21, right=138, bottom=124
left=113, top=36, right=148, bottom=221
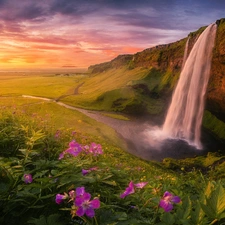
left=0, top=0, right=224, bottom=69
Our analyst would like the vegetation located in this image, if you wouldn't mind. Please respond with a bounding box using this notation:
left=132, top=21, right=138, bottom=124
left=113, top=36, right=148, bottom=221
left=1, top=18, right=225, bottom=224
left=1, top=97, right=225, bottom=225
left=203, top=111, right=225, bottom=141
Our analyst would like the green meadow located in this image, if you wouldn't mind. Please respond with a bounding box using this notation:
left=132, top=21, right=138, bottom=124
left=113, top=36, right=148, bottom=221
left=1, top=72, right=225, bottom=225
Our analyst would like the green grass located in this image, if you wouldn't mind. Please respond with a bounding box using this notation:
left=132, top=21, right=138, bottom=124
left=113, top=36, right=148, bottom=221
left=1, top=100, right=225, bottom=225
left=0, top=74, right=87, bottom=98
left=0, top=96, right=123, bottom=148
left=60, top=67, right=149, bottom=108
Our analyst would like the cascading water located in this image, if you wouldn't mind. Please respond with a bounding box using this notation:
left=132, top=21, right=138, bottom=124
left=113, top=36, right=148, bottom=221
left=181, top=37, right=189, bottom=69
left=162, top=23, right=217, bottom=149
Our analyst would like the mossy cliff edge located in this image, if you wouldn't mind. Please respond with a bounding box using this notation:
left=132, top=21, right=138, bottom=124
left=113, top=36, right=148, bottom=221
left=88, top=18, right=225, bottom=143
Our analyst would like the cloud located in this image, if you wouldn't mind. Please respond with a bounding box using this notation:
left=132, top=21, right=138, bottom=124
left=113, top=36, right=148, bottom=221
left=0, top=0, right=224, bottom=68
left=0, top=1, right=47, bottom=21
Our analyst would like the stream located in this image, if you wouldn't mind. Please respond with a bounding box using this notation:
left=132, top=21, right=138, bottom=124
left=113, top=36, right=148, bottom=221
left=22, top=95, right=216, bottom=161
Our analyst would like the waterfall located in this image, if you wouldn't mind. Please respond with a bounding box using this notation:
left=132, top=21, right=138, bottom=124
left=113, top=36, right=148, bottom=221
left=181, top=37, right=189, bottom=69
left=162, top=23, right=217, bottom=149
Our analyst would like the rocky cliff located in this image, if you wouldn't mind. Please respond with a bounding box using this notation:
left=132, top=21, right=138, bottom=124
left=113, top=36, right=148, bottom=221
left=88, top=19, right=225, bottom=122
left=207, top=19, right=225, bottom=119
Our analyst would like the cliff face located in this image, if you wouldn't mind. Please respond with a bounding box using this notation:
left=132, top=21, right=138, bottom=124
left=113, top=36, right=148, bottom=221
left=207, top=18, right=225, bottom=118
left=88, top=19, right=225, bottom=121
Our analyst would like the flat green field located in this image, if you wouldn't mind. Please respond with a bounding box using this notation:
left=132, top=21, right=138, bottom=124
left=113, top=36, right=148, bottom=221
left=0, top=67, right=151, bottom=111
left=0, top=74, right=87, bottom=98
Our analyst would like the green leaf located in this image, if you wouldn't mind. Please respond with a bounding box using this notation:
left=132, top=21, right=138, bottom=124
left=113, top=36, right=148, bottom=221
left=176, top=196, right=191, bottom=220
left=190, top=201, right=206, bottom=225
left=160, top=212, right=175, bottom=225
left=102, top=180, right=117, bottom=186
left=201, top=181, right=225, bottom=220
left=28, top=214, right=66, bottom=225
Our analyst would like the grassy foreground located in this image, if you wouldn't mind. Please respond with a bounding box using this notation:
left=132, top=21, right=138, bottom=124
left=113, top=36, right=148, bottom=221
left=0, top=97, right=225, bottom=225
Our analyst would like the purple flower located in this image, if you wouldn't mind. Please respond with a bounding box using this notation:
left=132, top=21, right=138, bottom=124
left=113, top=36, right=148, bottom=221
left=82, top=169, right=91, bottom=176
left=134, top=182, right=148, bottom=189
left=65, top=140, right=82, bottom=156
left=75, top=192, right=100, bottom=218
left=23, top=174, right=33, bottom=184
left=58, top=152, right=65, bottom=160
left=55, top=193, right=67, bottom=204
left=120, top=181, right=148, bottom=198
left=120, top=181, right=135, bottom=198
left=76, top=187, right=86, bottom=196
left=82, top=167, right=98, bottom=176
left=59, top=140, right=82, bottom=159
left=89, top=143, right=103, bottom=156
left=159, top=191, right=181, bottom=212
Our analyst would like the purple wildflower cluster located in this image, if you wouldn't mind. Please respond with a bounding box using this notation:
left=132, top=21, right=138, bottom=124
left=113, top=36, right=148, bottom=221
left=120, top=181, right=180, bottom=212
left=59, top=141, right=103, bottom=160
left=55, top=187, right=100, bottom=218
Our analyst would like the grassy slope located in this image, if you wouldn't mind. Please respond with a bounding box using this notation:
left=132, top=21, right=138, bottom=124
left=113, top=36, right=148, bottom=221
left=1, top=92, right=225, bottom=184
left=60, top=67, right=166, bottom=115
left=0, top=97, right=123, bottom=148
left=1, top=76, right=225, bottom=195
left=0, top=95, right=174, bottom=182
left=62, top=67, right=149, bottom=107
left=0, top=68, right=165, bottom=115
left=2, top=94, right=224, bottom=182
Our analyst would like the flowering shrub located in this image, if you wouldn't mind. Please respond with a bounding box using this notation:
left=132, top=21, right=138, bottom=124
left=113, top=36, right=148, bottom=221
left=59, top=140, right=103, bottom=159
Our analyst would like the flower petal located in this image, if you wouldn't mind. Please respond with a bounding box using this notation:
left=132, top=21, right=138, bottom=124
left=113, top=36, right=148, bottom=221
left=85, top=208, right=95, bottom=218
left=172, top=196, right=181, bottom=204
left=159, top=200, right=173, bottom=212
left=76, top=187, right=85, bottom=196
left=76, top=206, right=85, bottom=217
left=163, top=191, right=172, bottom=198
left=75, top=196, right=83, bottom=206
left=120, top=181, right=135, bottom=198
left=55, top=194, right=65, bottom=204
left=134, top=182, right=148, bottom=189
left=90, top=199, right=100, bottom=209
left=82, top=169, right=90, bottom=176
left=58, top=152, right=65, bottom=160
left=83, top=192, right=91, bottom=201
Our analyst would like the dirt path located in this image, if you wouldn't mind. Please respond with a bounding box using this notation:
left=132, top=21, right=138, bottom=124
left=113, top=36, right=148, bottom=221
left=55, top=82, right=84, bottom=101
